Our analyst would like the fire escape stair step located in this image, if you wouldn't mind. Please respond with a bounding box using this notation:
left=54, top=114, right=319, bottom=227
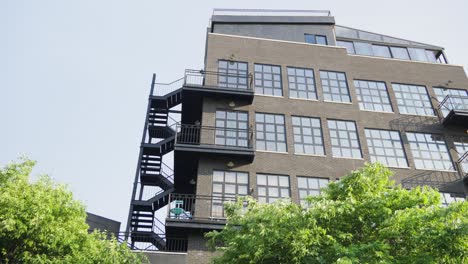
left=140, top=174, right=173, bottom=189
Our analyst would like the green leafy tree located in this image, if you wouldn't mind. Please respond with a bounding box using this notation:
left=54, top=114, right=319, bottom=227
left=207, top=163, right=468, bottom=264
left=0, top=158, right=147, bottom=264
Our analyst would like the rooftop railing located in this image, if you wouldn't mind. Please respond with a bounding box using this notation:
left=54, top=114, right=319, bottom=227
left=213, top=8, right=331, bottom=17
left=175, top=124, right=254, bottom=150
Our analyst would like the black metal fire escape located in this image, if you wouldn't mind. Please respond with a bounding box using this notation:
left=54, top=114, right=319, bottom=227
left=125, top=74, right=183, bottom=250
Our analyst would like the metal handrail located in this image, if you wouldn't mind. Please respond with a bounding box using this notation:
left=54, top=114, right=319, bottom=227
left=213, top=8, right=332, bottom=17
left=167, top=193, right=243, bottom=221
left=175, top=124, right=254, bottom=149
left=456, top=151, right=468, bottom=177
left=437, top=94, right=468, bottom=117
left=117, top=232, right=188, bottom=252
left=184, top=69, right=253, bottom=91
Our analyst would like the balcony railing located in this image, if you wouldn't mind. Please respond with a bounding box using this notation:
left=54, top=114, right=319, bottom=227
left=151, top=69, right=254, bottom=97
left=175, top=124, right=254, bottom=149
left=456, top=151, right=468, bottom=178
left=118, top=232, right=188, bottom=252
left=167, top=193, right=244, bottom=221
left=184, top=69, right=253, bottom=92
left=437, top=94, right=468, bottom=119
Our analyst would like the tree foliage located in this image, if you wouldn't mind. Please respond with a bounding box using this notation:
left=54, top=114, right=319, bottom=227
left=207, top=163, right=468, bottom=264
left=0, top=158, right=147, bottom=264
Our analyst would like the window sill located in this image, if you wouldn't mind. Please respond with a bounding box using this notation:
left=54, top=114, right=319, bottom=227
left=255, top=150, right=289, bottom=155
left=397, top=112, right=437, bottom=118
left=324, top=100, right=353, bottom=105
left=358, top=109, right=395, bottom=114
left=414, top=168, right=458, bottom=173
left=254, top=94, right=284, bottom=98
left=294, top=153, right=327, bottom=158
left=332, top=156, right=364, bottom=160
left=289, top=97, right=319, bottom=102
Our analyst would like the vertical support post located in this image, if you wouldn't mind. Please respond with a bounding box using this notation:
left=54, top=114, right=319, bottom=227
left=125, top=74, right=157, bottom=239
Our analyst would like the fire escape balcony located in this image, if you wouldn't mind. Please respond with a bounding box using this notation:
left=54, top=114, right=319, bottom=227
left=165, top=193, right=243, bottom=230
left=174, top=124, right=255, bottom=161
left=183, top=69, right=254, bottom=102
left=437, top=94, right=468, bottom=127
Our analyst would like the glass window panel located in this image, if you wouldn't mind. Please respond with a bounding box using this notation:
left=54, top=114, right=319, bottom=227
left=292, top=116, right=324, bottom=155
left=392, top=84, right=434, bottom=116
left=408, top=48, right=429, bottom=62
left=218, top=60, right=248, bottom=89
left=337, top=40, right=355, bottom=54
left=354, top=42, right=373, bottom=56
left=406, top=132, right=453, bottom=171
left=327, top=120, right=362, bottom=158
left=254, top=64, right=282, bottom=96
left=365, top=129, right=408, bottom=168
left=320, top=71, right=351, bottom=103
left=372, top=45, right=391, bottom=58
left=216, top=110, right=249, bottom=147
left=297, top=176, right=329, bottom=205
left=287, top=67, right=317, bottom=100
left=354, top=80, right=392, bottom=112
left=433, top=87, right=468, bottom=117
left=390, top=47, right=410, bottom=60
left=256, top=113, right=287, bottom=152
left=257, top=174, right=290, bottom=203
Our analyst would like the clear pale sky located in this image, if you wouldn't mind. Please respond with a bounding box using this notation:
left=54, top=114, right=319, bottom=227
left=2, top=0, right=467, bottom=228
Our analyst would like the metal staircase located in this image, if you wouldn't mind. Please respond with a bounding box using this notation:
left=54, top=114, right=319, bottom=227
left=126, top=74, right=184, bottom=250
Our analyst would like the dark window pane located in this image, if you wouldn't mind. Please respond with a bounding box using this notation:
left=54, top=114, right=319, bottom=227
left=425, top=50, right=438, bottom=63
left=305, top=34, right=315, bottom=44
left=315, top=35, right=327, bottom=45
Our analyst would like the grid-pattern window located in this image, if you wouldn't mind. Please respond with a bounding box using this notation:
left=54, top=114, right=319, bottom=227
left=372, top=45, right=391, bottom=58
left=297, top=177, right=328, bottom=205
left=328, top=120, right=362, bottom=158
left=292, top=116, right=324, bottom=155
left=212, top=170, right=249, bottom=217
left=392, top=84, right=434, bottom=116
left=218, top=60, right=248, bottom=89
left=433, top=87, right=468, bottom=117
left=255, top=113, right=287, bottom=152
left=454, top=141, right=468, bottom=173
left=354, top=80, right=393, bottom=112
left=287, top=67, right=317, bottom=100
left=365, top=129, right=408, bottom=168
left=215, top=110, right=248, bottom=147
left=254, top=64, right=282, bottom=96
left=440, top=192, right=466, bottom=207
left=320, top=71, right=351, bottom=103
left=257, top=174, right=290, bottom=203
left=406, top=132, right=453, bottom=171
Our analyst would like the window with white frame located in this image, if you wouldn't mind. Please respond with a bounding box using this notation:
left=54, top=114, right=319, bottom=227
left=254, top=64, right=282, bottom=96
left=287, top=67, right=317, bottom=100
left=215, top=110, right=249, bottom=147
left=212, top=170, right=249, bottom=217
left=354, top=80, right=393, bottom=112
left=454, top=141, right=468, bottom=174
left=433, top=87, right=468, bottom=117
left=392, top=83, right=434, bottom=116
left=255, top=113, right=287, bottom=152
left=440, top=192, right=466, bottom=207
left=292, top=116, right=324, bottom=155
left=406, top=132, right=453, bottom=171
left=320, top=71, right=351, bottom=103
left=328, top=120, right=362, bottom=159
left=218, top=60, right=248, bottom=89
left=297, top=176, right=329, bottom=205
left=257, top=174, right=290, bottom=203
left=365, top=129, right=408, bottom=168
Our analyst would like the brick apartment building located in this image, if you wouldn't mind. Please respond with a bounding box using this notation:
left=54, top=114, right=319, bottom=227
left=124, top=9, right=468, bottom=264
